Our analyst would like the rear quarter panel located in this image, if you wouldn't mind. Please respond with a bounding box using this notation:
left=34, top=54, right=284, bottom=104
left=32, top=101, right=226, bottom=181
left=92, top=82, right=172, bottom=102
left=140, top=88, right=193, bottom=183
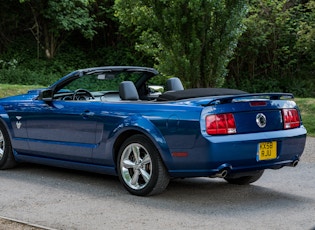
left=91, top=102, right=203, bottom=170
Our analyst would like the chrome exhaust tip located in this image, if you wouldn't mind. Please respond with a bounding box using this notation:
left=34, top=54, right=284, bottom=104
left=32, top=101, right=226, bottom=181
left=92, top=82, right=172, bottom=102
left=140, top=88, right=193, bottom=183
left=211, top=169, right=228, bottom=178
left=290, top=160, right=299, bottom=167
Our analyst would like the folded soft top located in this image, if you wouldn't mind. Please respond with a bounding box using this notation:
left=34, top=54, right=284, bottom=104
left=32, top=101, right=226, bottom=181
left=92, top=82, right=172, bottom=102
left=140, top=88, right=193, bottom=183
left=157, top=88, right=247, bottom=101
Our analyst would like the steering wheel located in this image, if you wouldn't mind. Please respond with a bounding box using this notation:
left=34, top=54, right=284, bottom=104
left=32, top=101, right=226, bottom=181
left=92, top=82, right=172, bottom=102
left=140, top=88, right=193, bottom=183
left=73, top=89, right=95, bottom=100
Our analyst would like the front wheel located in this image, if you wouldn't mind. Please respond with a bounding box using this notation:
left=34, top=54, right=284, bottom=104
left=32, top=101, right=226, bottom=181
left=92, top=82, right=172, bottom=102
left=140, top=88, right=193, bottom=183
left=224, top=170, right=264, bottom=185
left=0, top=123, right=17, bottom=169
left=117, top=134, right=170, bottom=196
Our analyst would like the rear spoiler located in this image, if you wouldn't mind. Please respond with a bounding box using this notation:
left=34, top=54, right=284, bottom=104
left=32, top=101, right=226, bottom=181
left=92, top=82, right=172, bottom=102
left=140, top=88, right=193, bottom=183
left=206, top=93, right=294, bottom=106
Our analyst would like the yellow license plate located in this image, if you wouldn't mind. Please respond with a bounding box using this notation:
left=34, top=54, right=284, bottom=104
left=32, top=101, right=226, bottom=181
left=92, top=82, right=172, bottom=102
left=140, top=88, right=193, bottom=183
left=257, top=141, right=277, bottom=161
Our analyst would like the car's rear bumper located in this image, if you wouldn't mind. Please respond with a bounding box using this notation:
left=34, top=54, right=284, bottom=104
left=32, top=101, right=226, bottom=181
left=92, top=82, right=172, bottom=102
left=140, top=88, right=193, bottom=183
left=167, top=126, right=307, bottom=178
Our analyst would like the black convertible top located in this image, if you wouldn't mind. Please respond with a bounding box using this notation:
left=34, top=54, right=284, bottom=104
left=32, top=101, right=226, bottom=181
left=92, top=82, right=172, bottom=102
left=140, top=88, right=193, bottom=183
left=157, top=88, right=247, bottom=101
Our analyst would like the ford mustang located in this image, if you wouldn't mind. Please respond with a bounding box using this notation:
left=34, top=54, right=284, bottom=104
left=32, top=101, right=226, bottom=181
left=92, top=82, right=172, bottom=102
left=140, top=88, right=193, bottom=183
left=0, top=66, right=307, bottom=196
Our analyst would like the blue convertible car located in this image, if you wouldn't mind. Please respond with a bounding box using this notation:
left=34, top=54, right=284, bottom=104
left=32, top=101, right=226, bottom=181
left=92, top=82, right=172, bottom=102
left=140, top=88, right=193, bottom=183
left=0, top=66, right=307, bottom=196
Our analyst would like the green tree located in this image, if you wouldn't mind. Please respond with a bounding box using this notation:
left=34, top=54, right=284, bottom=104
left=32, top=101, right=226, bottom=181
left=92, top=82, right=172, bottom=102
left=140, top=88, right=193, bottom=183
left=115, top=0, right=248, bottom=88
left=20, top=0, right=103, bottom=59
left=294, top=1, right=315, bottom=73
left=227, top=0, right=315, bottom=96
left=0, top=1, right=24, bottom=53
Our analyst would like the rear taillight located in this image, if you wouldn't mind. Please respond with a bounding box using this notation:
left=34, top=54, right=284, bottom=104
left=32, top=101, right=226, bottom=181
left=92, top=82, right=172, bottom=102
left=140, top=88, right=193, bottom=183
left=282, top=109, right=300, bottom=129
left=206, top=113, right=236, bottom=135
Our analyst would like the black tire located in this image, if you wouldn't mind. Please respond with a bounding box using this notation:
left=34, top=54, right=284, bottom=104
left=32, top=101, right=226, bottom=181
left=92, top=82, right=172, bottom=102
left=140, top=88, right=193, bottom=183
left=224, top=170, right=264, bottom=185
left=117, top=134, right=170, bottom=196
left=0, top=123, right=17, bottom=169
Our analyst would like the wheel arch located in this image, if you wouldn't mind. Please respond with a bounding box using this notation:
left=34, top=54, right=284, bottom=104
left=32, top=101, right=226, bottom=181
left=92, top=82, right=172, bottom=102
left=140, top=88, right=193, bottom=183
left=0, top=106, right=13, bottom=140
left=112, top=130, right=141, bottom=166
left=0, top=107, right=17, bottom=169
left=111, top=120, right=171, bottom=173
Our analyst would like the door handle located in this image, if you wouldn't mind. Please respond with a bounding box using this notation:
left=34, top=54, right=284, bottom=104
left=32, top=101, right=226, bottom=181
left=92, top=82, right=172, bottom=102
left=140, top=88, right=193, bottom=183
left=81, top=110, right=95, bottom=118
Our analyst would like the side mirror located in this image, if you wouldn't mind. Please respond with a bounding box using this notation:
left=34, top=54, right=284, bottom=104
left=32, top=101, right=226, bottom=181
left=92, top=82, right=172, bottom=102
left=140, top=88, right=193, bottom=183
left=38, top=89, right=53, bottom=102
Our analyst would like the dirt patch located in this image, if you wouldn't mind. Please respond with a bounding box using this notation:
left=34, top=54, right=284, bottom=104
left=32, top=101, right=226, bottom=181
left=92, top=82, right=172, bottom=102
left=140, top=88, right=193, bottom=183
left=0, top=218, right=44, bottom=230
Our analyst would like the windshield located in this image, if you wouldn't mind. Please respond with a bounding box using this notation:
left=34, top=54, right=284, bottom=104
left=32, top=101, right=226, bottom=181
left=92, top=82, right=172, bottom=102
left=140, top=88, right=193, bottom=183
left=60, top=72, right=145, bottom=93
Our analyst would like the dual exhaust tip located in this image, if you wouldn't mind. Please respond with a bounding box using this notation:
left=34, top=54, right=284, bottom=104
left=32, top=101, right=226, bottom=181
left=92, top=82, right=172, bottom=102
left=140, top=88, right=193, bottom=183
left=211, top=159, right=299, bottom=178
left=211, top=169, right=229, bottom=178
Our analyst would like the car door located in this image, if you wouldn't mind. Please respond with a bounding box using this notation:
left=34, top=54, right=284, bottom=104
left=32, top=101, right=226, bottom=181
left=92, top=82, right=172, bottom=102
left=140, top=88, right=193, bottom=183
left=16, top=99, right=102, bottom=162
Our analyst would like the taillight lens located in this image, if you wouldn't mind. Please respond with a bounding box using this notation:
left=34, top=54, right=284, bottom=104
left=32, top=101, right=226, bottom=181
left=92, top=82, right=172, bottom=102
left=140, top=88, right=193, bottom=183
left=282, top=109, right=300, bottom=129
left=206, top=113, right=237, bottom=135
left=250, top=101, right=267, bottom=107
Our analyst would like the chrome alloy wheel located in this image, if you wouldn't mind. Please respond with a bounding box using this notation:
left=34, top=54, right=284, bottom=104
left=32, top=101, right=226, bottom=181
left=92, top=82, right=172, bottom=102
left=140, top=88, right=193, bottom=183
left=120, top=143, right=152, bottom=190
left=0, top=130, right=4, bottom=161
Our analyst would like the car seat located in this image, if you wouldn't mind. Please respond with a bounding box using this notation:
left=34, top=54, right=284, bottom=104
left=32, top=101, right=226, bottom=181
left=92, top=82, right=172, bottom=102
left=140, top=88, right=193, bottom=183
left=119, top=81, right=139, bottom=100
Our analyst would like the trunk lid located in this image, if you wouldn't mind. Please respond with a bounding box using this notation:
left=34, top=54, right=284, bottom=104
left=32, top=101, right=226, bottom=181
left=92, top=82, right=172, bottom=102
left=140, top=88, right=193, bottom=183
left=199, top=93, right=300, bottom=134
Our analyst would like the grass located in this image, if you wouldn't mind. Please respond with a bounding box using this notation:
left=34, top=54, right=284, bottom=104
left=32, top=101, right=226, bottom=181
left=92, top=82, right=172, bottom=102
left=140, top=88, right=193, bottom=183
left=0, top=84, right=314, bottom=136
left=295, top=98, right=315, bottom=137
left=0, top=84, right=44, bottom=98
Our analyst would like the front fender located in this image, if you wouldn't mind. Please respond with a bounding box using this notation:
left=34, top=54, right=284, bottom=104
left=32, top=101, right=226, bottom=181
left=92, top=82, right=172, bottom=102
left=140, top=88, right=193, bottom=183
left=0, top=105, right=31, bottom=153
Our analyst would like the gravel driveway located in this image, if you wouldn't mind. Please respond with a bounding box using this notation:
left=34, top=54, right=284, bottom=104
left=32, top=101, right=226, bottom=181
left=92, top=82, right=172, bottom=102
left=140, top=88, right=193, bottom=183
left=0, top=137, right=315, bottom=230
left=301, top=137, right=315, bottom=163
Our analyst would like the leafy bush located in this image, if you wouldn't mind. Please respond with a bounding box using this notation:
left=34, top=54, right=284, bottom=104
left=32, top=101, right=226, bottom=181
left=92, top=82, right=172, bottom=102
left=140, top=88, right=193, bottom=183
left=0, top=59, right=18, bottom=69
left=226, top=0, right=315, bottom=98
left=224, top=75, right=314, bottom=97
left=0, top=68, right=59, bottom=86
left=0, top=40, right=153, bottom=86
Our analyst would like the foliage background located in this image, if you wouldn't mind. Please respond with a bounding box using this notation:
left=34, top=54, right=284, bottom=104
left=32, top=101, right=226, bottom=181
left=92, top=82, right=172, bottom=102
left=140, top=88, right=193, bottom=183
left=0, top=0, right=314, bottom=97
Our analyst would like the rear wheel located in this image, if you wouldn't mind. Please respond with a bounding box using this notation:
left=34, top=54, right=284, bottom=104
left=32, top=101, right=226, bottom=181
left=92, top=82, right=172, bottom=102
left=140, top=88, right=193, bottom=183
left=117, top=134, right=170, bottom=196
left=0, top=123, right=17, bottom=169
left=224, top=170, right=264, bottom=185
